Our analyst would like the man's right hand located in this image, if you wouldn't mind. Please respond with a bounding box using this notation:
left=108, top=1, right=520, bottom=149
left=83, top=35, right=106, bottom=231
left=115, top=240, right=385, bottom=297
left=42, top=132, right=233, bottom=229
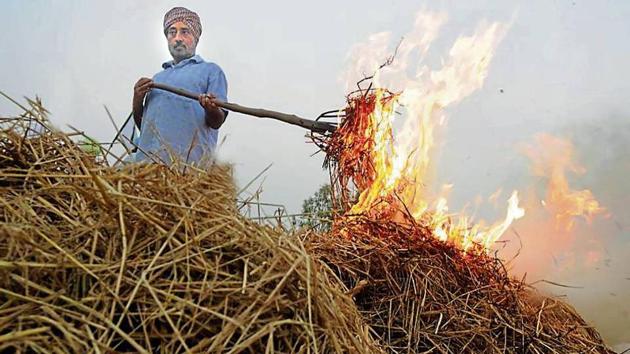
left=133, top=77, right=153, bottom=128
left=133, top=77, right=153, bottom=102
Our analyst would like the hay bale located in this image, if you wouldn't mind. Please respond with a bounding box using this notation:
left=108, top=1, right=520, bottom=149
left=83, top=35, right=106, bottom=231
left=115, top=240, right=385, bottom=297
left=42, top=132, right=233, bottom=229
left=0, top=116, right=380, bottom=353
left=306, top=217, right=614, bottom=353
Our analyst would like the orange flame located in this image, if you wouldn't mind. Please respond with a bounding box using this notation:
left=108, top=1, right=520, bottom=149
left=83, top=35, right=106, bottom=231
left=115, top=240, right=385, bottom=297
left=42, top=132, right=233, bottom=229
left=522, top=133, right=605, bottom=230
left=340, top=12, right=521, bottom=253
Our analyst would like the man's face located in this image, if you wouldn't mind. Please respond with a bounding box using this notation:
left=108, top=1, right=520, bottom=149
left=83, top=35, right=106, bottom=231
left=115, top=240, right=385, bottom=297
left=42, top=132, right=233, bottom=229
left=166, top=21, right=197, bottom=63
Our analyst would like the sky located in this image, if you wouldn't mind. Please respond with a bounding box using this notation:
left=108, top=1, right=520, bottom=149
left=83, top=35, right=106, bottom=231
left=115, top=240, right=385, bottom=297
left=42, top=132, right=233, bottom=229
left=1, top=0, right=629, bottom=348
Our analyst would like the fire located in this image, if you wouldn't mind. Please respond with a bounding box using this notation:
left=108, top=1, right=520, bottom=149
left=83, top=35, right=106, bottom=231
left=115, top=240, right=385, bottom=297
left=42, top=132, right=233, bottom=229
left=328, top=11, right=523, bottom=253
left=522, top=133, right=605, bottom=230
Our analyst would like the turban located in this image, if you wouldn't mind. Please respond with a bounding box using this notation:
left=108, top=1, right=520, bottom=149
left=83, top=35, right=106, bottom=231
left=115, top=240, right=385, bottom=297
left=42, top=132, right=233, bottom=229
left=163, top=7, right=202, bottom=41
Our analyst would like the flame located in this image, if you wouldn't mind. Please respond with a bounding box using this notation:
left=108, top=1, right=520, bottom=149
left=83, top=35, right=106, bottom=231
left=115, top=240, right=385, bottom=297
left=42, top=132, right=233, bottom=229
left=338, top=11, right=522, bottom=253
left=522, top=133, right=605, bottom=230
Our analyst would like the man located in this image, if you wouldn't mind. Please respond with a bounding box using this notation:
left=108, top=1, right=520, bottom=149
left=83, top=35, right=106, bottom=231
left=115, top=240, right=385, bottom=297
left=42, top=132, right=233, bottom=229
left=132, top=7, right=228, bottom=166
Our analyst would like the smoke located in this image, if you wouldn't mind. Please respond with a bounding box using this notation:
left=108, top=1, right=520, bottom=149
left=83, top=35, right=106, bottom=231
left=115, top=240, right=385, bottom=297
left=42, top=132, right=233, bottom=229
left=501, top=114, right=630, bottom=347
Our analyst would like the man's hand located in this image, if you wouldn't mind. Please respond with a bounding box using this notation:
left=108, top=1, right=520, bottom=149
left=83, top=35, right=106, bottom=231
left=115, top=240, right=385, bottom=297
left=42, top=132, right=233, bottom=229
left=199, top=93, right=218, bottom=110
left=132, top=77, right=153, bottom=128
left=199, top=93, right=226, bottom=129
left=134, top=78, right=153, bottom=102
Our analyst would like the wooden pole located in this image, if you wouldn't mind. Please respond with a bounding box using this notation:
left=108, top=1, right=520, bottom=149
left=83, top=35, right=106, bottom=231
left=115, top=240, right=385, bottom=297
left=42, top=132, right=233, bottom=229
left=150, top=83, right=337, bottom=133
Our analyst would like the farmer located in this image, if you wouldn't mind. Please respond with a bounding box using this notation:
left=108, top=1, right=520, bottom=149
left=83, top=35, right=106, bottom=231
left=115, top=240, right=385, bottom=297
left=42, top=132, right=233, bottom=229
left=132, top=7, right=228, bottom=166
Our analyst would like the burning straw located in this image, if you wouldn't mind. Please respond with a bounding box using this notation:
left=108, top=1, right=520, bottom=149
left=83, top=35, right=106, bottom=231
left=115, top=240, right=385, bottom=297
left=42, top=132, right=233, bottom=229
left=0, top=104, right=380, bottom=353
left=317, top=89, right=399, bottom=213
left=307, top=86, right=615, bottom=352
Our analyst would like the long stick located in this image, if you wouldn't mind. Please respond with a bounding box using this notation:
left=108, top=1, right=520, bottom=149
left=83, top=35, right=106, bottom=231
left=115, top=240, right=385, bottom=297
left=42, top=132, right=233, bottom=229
left=150, top=83, right=337, bottom=133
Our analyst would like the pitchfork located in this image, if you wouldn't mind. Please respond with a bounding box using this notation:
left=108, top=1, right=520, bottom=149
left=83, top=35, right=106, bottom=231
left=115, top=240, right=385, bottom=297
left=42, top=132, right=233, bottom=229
left=108, top=83, right=341, bottom=156
left=152, top=83, right=339, bottom=133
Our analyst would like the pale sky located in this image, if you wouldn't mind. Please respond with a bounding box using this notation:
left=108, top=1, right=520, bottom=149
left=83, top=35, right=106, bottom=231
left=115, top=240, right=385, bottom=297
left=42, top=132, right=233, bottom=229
left=2, top=1, right=630, bottom=347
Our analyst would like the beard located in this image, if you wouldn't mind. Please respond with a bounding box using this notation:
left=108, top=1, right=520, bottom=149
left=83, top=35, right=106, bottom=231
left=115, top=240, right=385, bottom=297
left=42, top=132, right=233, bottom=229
left=169, top=43, right=195, bottom=62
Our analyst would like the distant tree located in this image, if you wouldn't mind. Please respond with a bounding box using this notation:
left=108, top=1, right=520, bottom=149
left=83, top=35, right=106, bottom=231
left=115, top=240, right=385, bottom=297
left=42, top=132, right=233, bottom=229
left=301, top=184, right=333, bottom=232
left=78, top=136, right=102, bottom=157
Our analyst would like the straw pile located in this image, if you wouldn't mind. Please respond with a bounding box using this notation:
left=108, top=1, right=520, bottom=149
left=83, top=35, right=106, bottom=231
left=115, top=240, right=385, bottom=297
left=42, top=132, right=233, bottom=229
left=306, top=216, right=615, bottom=353
left=0, top=102, right=615, bottom=353
left=0, top=113, right=379, bottom=353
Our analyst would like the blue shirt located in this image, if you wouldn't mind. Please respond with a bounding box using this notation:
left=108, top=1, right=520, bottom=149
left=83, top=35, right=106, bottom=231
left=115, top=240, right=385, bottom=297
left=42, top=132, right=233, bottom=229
left=135, top=55, right=228, bottom=166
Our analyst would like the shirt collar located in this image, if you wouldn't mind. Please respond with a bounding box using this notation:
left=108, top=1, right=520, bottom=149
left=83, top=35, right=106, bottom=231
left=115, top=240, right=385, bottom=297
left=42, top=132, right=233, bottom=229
left=162, top=54, right=204, bottom=69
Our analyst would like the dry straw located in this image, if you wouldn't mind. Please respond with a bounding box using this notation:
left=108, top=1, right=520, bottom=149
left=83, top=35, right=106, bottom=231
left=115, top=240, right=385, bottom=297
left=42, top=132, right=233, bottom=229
left=306, top=217, right=614, bottom=353
left=0, top=102, right=379, bottom=353
left=0, top=98, right=615, bottom=353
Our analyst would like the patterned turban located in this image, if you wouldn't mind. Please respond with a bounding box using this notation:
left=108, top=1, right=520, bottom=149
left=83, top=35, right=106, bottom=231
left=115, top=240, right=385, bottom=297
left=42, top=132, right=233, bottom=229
left=163, top=7, right=202, bottom=41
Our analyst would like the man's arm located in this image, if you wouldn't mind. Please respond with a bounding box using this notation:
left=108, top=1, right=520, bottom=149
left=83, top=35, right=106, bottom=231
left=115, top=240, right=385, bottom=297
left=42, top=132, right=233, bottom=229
left=132, top=78, right=153, bottom=128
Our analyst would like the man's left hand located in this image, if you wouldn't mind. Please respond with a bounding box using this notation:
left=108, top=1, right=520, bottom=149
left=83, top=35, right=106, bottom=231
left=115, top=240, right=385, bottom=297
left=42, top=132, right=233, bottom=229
left=199, top=93, right=226, bottom=129
left=199, top=93, right=218, bottom=112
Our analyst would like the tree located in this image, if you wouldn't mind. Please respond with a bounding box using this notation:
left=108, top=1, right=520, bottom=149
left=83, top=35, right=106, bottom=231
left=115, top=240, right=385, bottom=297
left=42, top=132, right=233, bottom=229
left=300, top=184, right=334, bottom=232
left=78, top=136, right=102, bottom=157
